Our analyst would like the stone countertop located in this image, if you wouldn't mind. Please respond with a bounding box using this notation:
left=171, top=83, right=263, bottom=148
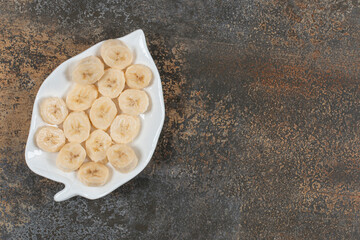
left=1, top=0, right=359, bottom=239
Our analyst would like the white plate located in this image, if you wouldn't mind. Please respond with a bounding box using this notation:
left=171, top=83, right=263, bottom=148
left=25, top=29, right=165, bottom=201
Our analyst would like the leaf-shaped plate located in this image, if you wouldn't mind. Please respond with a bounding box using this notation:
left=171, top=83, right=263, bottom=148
left=25, top=29, right=165, bottom=201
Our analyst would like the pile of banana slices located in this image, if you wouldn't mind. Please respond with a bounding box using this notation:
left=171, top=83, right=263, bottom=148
left=36, top=39, right=152, bottom=187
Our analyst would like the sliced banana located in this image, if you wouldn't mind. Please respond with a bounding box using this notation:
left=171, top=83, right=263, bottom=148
left=100, top=39, right=125, bottom=56
left=85, top=130, right=112, bottom=162
left=97, top=68, right=125, bottom=98
left=36, top=126, right=65, bottom=152
left=63, top=111, right=91, bottom=143
left=125, top=64, right=152, bottom=89
left=66, top=83, right=98, bottom=111
left=107, top=144, right=138, bottom=173
left=100, top=39, right=133, bottom=70
left=40, top=97, right=68, bottom=125
left=98, top=158, right=109, bottom=165
left=118, top=89, right=149, bottom=115
left=72, top=56, right=104, bottom=85
left=78, top=162, right=109, bottom=186
left=89, top=97, right=117, bottom=130
left=56, top=143, right=86, bottom=172
left=110, top=114, right=140, bottom=143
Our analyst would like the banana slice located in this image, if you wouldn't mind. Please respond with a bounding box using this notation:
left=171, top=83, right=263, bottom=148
left=98, top=158, right=109, bottom=165
left=78, top=162, right=109, bottom=186
left=36, top=126, right=65, bottom=152
left=118, top=89, right=149, bottom=115
left=100, top=39, right=133, bottom=70
left=56, top=143, right=86, bottom=172
left=72, top=56, right=104, bottom=85
left=100, top=39, right=125, bottom=56
left=107, top=144, right=138, bottom=173
left=97, top=68, right=125, bottom=98
left=125, top=64, right=152, bottom=89
left=85, top=130, right=112, bottom=162
left=40, top=97, right=68, bottom=125
left=63, top=111, right=91, bottom=143
left=66, top=83, right=98, bottom=111
left=110, top=114, right=140, bottom=143
left=89, top=97, right=117, bottom=130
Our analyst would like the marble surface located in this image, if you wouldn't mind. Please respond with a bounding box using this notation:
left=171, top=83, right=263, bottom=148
left=0, top=0, right=359, bottom=239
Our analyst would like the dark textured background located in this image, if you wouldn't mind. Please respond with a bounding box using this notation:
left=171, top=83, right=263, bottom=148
left=1, top=0, right=360, bottom=239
